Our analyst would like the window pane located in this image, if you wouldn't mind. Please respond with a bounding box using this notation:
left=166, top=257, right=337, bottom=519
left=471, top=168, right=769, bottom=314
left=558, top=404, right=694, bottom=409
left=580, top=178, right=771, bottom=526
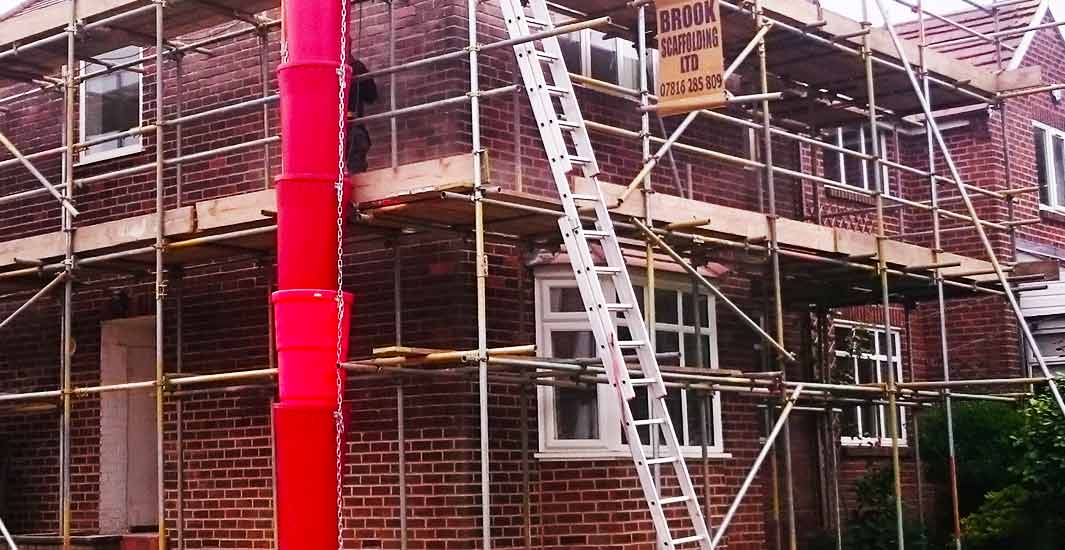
left=617, top=40, right=640, bottom=90
left=551, top=330, right=595, bottom=358
left=1036, top=127, right=1051, bottom=206
left=823, top=134, right=843, bottom=184
left=860, top=403, right=880, bottom=439
left=687, top=394, right=715, bottom=447
left=857, top=358, right=876, bottom=384
left=857, top=358, right=879, bottom=438
left=83, top=46, right=141, bottom=156
left=630, top=387, right=649, bottom=444
left=549, top=286, right=584, bottom=313
left=682, top=292, right=710, bottom=328
left=1054, top=136, right=1065, bottom=208
left=834, top=327, right=853, bottom=353
left=842, top=407, right=859, bottom=438
left=878, top=361, right=895, bottom=388
left=665, top=390, right=683, bottom=445
left=555, top=388, right=599, bottom=439
left=841, top=128, right=865, bottom=188
left=589, top=31, right=618, bottom=84
left=1036, top=332, right=1065, bottom=360
left=557, top=33, right=582, bottom=76
left=656, top=331, right=680, bottom=356
left=655, top=289, right=679, bottom=324
left=683, top=333, right=712, bottom=369
left=633, top=285, right=645, bottom=313
left=550, top=331, right=598, bottom=439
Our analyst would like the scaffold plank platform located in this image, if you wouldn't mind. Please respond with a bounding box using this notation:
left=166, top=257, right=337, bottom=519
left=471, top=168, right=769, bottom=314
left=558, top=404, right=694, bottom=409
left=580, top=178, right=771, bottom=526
left=0, top=0, right=278, bottom=82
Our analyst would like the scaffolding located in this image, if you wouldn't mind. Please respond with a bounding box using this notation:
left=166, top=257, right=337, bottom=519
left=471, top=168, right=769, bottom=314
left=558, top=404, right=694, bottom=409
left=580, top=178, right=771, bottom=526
left=0, top=0, right=1062, bottom=549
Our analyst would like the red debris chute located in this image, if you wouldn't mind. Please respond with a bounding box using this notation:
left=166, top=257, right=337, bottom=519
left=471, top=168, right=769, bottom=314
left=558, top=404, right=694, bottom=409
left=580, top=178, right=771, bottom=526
left=272, top=1, right=353, bottom=549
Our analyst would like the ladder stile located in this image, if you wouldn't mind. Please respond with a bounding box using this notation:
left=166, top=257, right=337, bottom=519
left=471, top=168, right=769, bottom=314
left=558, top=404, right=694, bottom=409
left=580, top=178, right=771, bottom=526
left=500, top=0, right=712, bottom=547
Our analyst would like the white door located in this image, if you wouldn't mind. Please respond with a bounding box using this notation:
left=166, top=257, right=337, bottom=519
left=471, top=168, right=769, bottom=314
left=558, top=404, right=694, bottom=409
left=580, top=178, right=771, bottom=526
left=99, top=317, right=158, bottom=533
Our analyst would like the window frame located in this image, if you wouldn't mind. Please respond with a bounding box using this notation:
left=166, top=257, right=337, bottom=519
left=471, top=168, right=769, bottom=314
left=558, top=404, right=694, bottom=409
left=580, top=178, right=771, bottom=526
left=1033, top=121, right=1065, bottom=212
left=552, top=10, right=648, bottom=90
left=825, top=124, right=892, bottom=196
left=833, top=321, right=907, bottom=447
left=78, top=46, right=145, bottom=165
left=1027, top=317, right=1065, bottom=376
left=535, top=266, right=727, bottom=460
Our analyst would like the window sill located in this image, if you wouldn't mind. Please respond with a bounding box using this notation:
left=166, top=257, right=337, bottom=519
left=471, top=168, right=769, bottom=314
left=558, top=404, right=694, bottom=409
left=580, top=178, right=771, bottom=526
left=77, top=143, right=144, bottom=166
left=825, top=186, right=878, bottom=206
left=840, top=442, right=912, bottom=459
left=1039, top=206, right=1065, bottom=224
left=536, top=449, right=732, bottom=462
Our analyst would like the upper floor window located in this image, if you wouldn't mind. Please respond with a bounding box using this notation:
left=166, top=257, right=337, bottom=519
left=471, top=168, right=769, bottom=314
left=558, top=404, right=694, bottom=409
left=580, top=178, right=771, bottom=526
left=535, top=267, right=724, bottom=459
left=554, top=12, right=643, bottom=90
left=1033, top=122, right=1065, bottom=211
left=80, top=46, right=143, bottom=164
left=824, top=124, right=891, bottom=196
left=833, top=322, right=907, bottom=447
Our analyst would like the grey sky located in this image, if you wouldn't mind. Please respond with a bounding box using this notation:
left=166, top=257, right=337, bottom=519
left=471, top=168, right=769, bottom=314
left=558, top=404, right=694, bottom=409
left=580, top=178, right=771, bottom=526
left=821, top=0, right=992, bottom=25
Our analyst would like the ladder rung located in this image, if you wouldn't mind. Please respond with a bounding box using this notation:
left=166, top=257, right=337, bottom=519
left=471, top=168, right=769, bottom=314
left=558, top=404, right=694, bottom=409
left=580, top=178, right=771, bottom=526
left=593, top=266, right=622, bottom=274
left=658, top=495, right=691, bottom=505
left=632, top=418, right=665, bottom=427
left=568, top=155, right=592, bottom=165
left=630, top=377, right=658, bottom=386
left=558, top=120, right=581, bottom=130
left=672, top=535, right=708, bottom=546
left=617, top=340, right=646, bottom=348
left=647, top=456, right=678, bottom=466
left=526, top=17, right=549, bottom=28
left=545, top=85, right=570, bottom=97
left=582, top=229, right=610, bottom=239
left=534, top=50, right=560, bottom=62
left=605, top=303, right=633, bottom=311
left=570, top=193, right=600, bottom=201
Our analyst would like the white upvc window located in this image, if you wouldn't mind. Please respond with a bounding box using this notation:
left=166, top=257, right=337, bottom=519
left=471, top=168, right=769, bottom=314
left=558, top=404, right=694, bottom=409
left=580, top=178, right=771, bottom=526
left=1028, top=317, right=1065, bottom=377
left=833, top=322, right=907, bottom=447
left=1033, top=122, right=1065, bottom=212
left=824, top=124, right=891, bottom=195
left=553, top=12, right=644, bottom=90
left=79, top=46, right=144, bottom=164
left=535, top=267, right=726, bottom=459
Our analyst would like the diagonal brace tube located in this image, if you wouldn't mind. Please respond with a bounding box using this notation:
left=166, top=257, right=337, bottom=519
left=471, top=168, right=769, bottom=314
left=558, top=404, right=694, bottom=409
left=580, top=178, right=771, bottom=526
left=710, top=384, right=804, bottom=549
left=0, top=131, right=79, bottom=217
left=617, top=21, right=775, bottom=206
left=0, top=516, right=16, bottom=550
left=633, top=218, right=796, bottom=363
left=874, top=0, right=1065, bottom=417
left=0, top=272, right=67, bottom=330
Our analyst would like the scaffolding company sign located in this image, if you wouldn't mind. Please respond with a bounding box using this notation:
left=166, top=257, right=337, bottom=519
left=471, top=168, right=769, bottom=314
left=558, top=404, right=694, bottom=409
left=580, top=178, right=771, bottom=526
left=656, top=0, right=726, bottom=115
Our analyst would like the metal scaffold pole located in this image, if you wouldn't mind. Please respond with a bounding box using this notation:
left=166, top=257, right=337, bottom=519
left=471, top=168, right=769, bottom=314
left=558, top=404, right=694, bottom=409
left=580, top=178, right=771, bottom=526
left=711, top=385, right=805, bottom=549
left=862, top=2, right=906, bottom=548
left=752, top=1, right=796, bottom=548
left=915, top=0, right=963, bottom=545
left=468, top=0, right=491, bottom=547
left=60, top=1, right=77, bottom=548
left=154, top=2, right=168, bottom=548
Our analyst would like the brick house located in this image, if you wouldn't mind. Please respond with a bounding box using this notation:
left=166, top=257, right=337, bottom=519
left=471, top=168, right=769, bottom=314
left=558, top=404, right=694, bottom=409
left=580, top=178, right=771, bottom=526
left=0, top=0, right=1061, bottom=549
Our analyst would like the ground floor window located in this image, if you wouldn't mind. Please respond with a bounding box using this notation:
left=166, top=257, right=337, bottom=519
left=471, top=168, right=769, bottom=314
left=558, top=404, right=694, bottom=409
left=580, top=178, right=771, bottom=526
left=1028, top=317, right=1065, bottom=376
left=535, top=267, right=725, bottom=458
left=833, top=322, right=907, bottom=446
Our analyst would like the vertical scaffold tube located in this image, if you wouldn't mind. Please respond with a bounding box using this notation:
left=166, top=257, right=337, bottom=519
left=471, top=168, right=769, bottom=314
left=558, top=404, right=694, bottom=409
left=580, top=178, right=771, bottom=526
left=272, top=2, right=354, bottom=550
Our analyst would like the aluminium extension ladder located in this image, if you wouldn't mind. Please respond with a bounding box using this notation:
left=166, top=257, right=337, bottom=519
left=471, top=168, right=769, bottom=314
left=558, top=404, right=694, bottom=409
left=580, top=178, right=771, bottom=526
left=497, top=1, right=713, bottom=548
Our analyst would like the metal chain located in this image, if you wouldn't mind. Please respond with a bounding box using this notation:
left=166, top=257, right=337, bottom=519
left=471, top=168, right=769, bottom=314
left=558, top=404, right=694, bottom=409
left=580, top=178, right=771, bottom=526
left=334, top=0, right=349, bottom=546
